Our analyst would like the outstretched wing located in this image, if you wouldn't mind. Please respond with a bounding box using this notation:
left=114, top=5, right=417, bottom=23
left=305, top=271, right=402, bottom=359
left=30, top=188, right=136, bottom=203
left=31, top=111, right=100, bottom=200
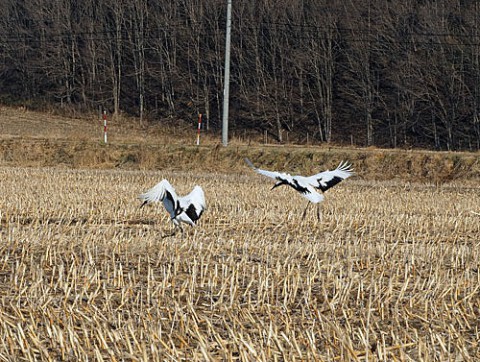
left=244, top=158, right=290, bottom=181
left=179, top=186, right=206, bottom=223
left=138, top=179, right=179, bottom=217
left=306, top=161, right=354, bottom=192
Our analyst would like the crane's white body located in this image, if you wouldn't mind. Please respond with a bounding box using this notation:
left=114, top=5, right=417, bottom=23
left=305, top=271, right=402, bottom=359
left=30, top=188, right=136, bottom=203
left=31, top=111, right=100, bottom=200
left=139, top=179, right=206, bottom=234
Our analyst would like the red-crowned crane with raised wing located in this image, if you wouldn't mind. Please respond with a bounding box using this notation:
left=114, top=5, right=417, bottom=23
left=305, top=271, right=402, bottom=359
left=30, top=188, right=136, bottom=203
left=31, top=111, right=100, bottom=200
left=245, top=158, right=354, bottom=220
left=139, top=179, right=206, bottom=236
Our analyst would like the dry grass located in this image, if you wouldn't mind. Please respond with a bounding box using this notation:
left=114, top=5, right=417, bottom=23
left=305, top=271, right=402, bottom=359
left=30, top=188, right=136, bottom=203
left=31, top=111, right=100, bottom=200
left=1, top=105, right=480, bottom=186
left=0, top=166, right=479, bottom=361
left=0, top=105, right=214, bottom=145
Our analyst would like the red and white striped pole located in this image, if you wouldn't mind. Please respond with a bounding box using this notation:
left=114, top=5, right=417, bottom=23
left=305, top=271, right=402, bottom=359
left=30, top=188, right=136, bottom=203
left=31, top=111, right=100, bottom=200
left=103, top=111, right=108, bottom=144
left=196, top=113, right=202, bottom=145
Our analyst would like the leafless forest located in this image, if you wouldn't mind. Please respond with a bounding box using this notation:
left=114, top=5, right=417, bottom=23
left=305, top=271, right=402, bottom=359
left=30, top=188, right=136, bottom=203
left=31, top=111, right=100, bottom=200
left=1, top=0, right=480, bottom=150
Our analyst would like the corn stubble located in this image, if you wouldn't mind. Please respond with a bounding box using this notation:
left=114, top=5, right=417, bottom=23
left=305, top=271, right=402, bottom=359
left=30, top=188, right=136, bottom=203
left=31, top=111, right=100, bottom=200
left=0, top=166, right=479, bottom=361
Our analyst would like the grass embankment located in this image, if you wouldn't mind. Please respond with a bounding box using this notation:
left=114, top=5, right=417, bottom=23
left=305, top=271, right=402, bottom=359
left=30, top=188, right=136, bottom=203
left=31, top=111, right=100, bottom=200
left=0, top=105, right=479, bottom=183
left=1, top=138, right=479, bottom=184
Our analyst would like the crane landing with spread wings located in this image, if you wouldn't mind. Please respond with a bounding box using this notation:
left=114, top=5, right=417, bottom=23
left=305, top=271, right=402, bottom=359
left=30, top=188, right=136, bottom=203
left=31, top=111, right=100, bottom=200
left=245, top=158, right=353, bottom=219
left=139, top=179, right=206, bottom=236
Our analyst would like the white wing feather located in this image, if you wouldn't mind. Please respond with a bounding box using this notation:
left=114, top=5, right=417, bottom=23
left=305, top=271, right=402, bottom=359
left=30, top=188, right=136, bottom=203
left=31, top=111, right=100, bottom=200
left=306, top=161, right=354, bottom=192
left=176, top=186, right=206, bottom=226
left=138, top=179, right=176, bottom=204
left=245, top=158, right=291, bottom=181
left=180, top=185, right=206, bottom=212
left=139, top=179, right=178, bottom=218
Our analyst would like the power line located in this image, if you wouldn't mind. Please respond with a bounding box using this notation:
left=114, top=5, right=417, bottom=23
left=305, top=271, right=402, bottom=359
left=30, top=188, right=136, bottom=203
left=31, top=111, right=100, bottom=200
left=1, top=19, right=480, bottom=46
left=258, top=21, right=480, bottom=38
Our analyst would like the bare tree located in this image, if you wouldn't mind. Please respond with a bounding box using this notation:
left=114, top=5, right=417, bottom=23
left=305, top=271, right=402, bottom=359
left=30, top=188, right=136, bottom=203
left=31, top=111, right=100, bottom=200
left=304, top=8, right=339, bottom=143
left=340, top=0, right=380, bottom=146
left=0, top=0, right=479, bottom=150
left=125, top=0, right=147, bottom=123
left=102, top=0, right=125, bottom=117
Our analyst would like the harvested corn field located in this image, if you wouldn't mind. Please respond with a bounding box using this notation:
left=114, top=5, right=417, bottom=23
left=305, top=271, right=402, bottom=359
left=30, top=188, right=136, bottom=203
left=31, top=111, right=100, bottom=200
left=0, top=166, right=479, bottom=361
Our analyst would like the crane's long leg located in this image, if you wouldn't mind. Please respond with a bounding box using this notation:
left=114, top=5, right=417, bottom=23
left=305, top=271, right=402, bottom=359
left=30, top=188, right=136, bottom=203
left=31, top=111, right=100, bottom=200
left=316, top=203, right=322, bottom=221
left=302, top=202, right=311, bottom=219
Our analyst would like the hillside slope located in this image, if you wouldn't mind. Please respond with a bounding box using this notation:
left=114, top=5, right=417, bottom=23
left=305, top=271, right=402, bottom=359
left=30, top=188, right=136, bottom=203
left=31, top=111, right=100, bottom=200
left=1, top=106, right=479, bottom=183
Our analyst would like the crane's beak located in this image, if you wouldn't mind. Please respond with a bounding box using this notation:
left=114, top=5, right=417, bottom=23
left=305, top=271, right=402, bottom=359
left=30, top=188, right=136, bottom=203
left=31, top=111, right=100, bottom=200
left=271, top=182, right=281, bottom=190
